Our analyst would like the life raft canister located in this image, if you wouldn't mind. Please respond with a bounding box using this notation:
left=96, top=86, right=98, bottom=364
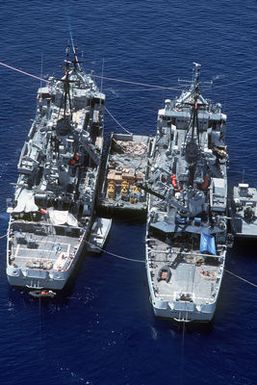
left=198, top=175, right=209, bottom=191
left=69, top=153, right=80, bottom=166
left=170, top=174, right=179, bottom=190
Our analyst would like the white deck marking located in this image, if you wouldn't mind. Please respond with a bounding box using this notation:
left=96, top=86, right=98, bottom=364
left=15, top=255, right=57, bottom=260
left=14, top=244, right=20, bottom=259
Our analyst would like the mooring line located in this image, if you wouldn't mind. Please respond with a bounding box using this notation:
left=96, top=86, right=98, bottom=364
left=86, top=243, right=257, bottom=285
left=1, top=59, right=257, bottom=95
left=86, top=241, right=144, bottom=263
left=0, top=60, right=175, bottom=91
left=0, top=60, right=48, bottom=83
left=179, top=320, right=186, bottom=385
left=105, top=107, right=132, bottom=134
left=225, top=269, right=257, bottom=288
left=93, top=73, right=179, bottom=91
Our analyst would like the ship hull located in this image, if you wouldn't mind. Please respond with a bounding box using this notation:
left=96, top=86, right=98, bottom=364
left=150, top=296, right=216, bottom=322
left=146, top=255, right=219, bottom=323
left=6, top=227, right=88, bottom=290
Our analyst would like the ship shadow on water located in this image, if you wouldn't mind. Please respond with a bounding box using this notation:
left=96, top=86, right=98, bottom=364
left=153, top=316, right=214, bottom=336
left=232, top=238, right=257, bottom=256
left=228, top=238, right=257, bottom=268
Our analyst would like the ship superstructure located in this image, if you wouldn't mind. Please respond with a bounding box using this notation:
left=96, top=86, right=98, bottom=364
left=6, top=47, right=105, bottom=290
left=145, top=64, right=228, bottom=322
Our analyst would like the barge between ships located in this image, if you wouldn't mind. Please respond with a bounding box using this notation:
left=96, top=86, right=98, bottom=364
left=98, top=133, right=152, bottom=218
left=6, top=47, right=105, bottom=290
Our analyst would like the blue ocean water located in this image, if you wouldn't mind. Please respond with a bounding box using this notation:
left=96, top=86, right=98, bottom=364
left=0, top=1, right=257, bottom=384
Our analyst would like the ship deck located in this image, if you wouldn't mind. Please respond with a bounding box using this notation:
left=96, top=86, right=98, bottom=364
left=146, top=237, right=223, bottom=305
left=9, top=221, right=82, bottom=272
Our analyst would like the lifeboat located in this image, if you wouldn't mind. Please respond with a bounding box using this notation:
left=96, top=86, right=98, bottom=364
left=29, top=290, right=56, bottom=298
left=170, top=174, right=180, bottom=191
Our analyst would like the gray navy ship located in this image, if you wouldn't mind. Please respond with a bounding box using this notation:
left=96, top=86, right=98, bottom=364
left=6, top=47, right=105, bottom=291
left=144, top=63, right=228, bottom=322
left=230, top=183, right=257, bottom=239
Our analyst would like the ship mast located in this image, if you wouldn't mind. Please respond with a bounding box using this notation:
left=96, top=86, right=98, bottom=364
left=58, top=46, right=75, bottom=119
left=184, top=63, right=202, bottom=168
left=72, top=46, right=81, bottom=72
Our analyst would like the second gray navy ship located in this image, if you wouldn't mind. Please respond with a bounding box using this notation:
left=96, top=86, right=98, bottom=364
left=144, top=63, right=229, bottom=322
left=230, top=183, right=257, bottom=240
